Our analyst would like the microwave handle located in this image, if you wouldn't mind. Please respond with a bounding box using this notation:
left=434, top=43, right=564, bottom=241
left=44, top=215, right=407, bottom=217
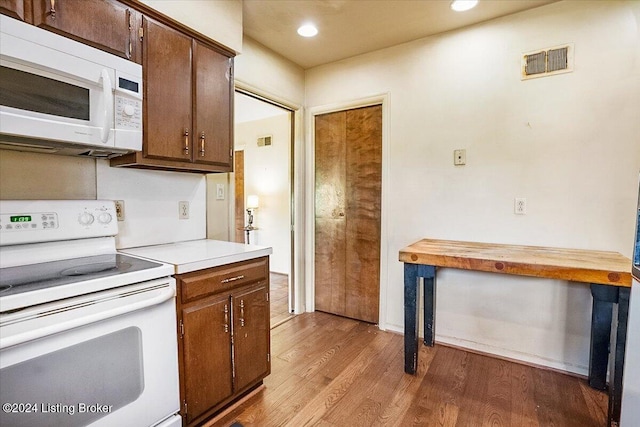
left=100, top=69, right=114, bottom=143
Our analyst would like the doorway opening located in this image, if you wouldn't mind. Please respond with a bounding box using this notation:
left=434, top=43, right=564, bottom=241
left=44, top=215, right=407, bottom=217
left=233, top=90, right=295, bottom=328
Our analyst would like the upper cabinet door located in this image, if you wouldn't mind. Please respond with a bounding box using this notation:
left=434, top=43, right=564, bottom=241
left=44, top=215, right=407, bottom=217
left=192, top=41, right=233, bottom=170
left=31, top=0, right=140, bottom=62
left=142, top=16, right=192, bottom=162
left=1, top=0, right=28, bottom=21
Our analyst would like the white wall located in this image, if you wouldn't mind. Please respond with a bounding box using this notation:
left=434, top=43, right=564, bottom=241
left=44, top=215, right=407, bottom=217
left=305, top=0, right=640, bottom=374
left=235, top=37, right=305, bottom=106
left=139, top=0, right=243, bottom=53
left=236, top=114, right=291, bottom=274
left=96, top=161, right=206, bottom=249
left=206, top=173, right=231, bottom=241
left=234, top=37, right=307, bottom=312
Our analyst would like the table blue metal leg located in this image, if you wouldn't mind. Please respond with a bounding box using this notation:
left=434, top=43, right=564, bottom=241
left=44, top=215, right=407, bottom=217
left=609, top=286, right=630, bottom=425
left=404, top=263, right=419, bottom=374
left=589, top=284, right=617, bottom=390
left=421, top=265, right=436, bottom=347
left=404, top=264, right=436, bottom=375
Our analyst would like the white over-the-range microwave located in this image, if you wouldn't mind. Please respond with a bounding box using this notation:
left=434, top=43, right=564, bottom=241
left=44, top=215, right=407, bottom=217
left=0, top=15, right=142, bottom=159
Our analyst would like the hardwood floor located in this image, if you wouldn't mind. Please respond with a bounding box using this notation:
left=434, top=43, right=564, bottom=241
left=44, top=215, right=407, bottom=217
left=270, top=272, right=293, bottom=328
left=214, top=312, right=607, bottom=427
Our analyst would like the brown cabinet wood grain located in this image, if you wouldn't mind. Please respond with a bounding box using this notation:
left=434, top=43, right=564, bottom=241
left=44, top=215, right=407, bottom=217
left=314, top=105, right=382, bottom=324
left=0, top=0, right=29, bottom=21
left=31, top=0, right=140, bottom=62
left=193, top=40, right=233, bottom=168
left=181, top=293, right=233, bottom=423
left=176, top=257, right=270, bottom=426
left=232, top=284, right=270, bottom=392
left=142, top=16, right=192, bottom=162
left=110, top=13, right=234, bottom=173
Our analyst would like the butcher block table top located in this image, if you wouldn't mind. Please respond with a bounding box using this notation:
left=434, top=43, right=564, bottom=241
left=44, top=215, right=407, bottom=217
left=399, top=239, right=632, bottom=287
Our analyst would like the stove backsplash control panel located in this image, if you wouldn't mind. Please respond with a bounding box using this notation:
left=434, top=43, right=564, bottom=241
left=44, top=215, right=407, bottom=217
left=0, top=200, right=118, bottom=246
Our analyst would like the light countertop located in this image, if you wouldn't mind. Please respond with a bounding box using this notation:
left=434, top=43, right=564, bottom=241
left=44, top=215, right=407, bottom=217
left=120, top=239, right=272, bottom=274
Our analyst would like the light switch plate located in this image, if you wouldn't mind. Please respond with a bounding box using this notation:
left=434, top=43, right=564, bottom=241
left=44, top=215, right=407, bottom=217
left=216, top=184, right=225, bottom=200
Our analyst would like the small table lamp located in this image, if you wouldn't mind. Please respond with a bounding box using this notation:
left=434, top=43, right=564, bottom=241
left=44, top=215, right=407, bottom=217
left=244, top=195, right=259, bottom=244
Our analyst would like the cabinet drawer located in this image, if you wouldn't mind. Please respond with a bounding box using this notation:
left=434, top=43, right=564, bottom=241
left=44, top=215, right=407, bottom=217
left=178, top=257, right=268, bottom=303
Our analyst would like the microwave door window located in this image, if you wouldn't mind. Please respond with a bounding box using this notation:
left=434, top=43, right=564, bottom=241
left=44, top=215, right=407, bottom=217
left=0, top=66, right=90, bottom=121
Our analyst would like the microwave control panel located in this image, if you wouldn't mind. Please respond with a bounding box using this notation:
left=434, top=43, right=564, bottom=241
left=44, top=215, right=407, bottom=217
left=115, top=96, right=142, bottom=130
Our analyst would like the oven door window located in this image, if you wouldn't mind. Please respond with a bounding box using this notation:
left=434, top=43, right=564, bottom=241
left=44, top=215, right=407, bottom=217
left=0, top=327, right=143, bottom=427
left=0, top=65, right=90, bottom=121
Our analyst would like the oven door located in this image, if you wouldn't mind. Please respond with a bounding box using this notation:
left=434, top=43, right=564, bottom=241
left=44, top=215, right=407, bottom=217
left=0, top=277, right=180, bottom=427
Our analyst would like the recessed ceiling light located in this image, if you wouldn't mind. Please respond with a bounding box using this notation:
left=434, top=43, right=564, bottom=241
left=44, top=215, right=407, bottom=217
left=297, top=23, right=318, bottom=38
left=450, top=0, right=478, bottom=12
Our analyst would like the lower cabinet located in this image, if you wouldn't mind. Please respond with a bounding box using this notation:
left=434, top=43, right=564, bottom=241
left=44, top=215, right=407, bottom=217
left=176, top=257, right=270, bottom=426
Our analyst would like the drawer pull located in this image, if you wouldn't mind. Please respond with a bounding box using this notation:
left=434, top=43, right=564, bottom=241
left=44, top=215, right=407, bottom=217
left=199, top=132, right=206, bottom=157
left=223, top=304, right=229, bottom=333
left=221, top=275, right=245, bottom=284
left=239, top=299, right=245, bottom=327
left=183, top=128, right=190, bottom=155
left=49, top=0, right=56, bottom=19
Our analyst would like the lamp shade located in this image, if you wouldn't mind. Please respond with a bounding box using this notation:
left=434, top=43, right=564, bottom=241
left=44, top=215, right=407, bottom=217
left=247, top=195, right=259, bottom=209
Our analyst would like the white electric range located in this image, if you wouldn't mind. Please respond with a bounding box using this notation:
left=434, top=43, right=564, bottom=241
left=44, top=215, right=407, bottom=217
left=0, top=200, right=181, bottom=427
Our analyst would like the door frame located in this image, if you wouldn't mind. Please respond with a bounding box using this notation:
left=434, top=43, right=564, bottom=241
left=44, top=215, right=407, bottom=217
left=233, top=81, right=304, bottom=315
left=306, top=93, right=390, bottom=330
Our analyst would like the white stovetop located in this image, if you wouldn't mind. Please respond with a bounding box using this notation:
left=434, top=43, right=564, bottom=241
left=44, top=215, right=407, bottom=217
left=119, top=239, right=272, bottom=274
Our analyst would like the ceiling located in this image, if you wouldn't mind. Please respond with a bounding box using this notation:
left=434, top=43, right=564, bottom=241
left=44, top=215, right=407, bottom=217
left=242, top=0, right=559, bottom=69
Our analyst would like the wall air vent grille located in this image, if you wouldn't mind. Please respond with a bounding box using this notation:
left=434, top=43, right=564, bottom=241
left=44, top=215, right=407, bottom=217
left=257, top=135, right=272, bottom=147
left=525, top=51, right=546, bottom=75
left=522, top=44, right=573, bottom=80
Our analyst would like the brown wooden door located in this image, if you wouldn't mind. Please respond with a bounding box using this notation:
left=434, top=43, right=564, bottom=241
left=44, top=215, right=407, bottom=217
left=1, top=0, right=27, bottom=21
left=232, top=283, right=270, bottom=392
left=32, top=0, right=139, bottom=61
left=193, top=41, right=233, bottom=170
left=181, top=293, right=233, bottom=424
left=234, top=150, right=246, bottom=243
left=142, top=16, right=192, bottom=162
left=315, top=105, right=382, bottom=323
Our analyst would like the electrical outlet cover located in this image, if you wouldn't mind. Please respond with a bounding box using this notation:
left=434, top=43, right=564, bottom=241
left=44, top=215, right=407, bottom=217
left=179, top=201, right=189, bottom=219
left=514, top=198, right=527, bottom=215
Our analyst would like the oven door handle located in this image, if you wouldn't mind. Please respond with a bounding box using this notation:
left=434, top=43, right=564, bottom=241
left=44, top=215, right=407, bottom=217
left=0, top=285, right=175, bottom=349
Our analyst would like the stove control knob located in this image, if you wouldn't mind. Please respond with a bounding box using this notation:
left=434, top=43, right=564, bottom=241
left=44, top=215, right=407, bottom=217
left=98, top=212, right=113, bottom=224
left=79, top=212, right=95, bottom=226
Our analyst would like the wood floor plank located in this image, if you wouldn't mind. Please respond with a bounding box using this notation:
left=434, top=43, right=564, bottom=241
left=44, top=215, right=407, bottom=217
left=210, top=312, right=608, bottom=427
left=322, top=332, right=403, bottom=424
left=509, top=363, right=540, bottom=427
left=285, top=328, right=393, bottom=426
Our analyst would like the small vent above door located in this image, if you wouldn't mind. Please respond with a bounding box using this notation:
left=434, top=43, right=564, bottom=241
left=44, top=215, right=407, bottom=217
left=522, top=43, right=573, bottom=80
left=257, top=135, right=272, bottom=147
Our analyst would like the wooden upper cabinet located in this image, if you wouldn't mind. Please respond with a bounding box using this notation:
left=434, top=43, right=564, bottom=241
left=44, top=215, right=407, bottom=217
left=193, top=41, right=233, bottom=169
left=31, top=0, right=141, bottom=62
left=142, top=16, right=192, bottom=162
left=110, top=12, right=235, bottom=173
left=0, top=0, right=29, bottom=21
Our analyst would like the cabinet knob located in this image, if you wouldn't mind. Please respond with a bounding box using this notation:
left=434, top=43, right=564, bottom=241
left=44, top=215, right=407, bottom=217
left=183, top=128, right=190, bottom=155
